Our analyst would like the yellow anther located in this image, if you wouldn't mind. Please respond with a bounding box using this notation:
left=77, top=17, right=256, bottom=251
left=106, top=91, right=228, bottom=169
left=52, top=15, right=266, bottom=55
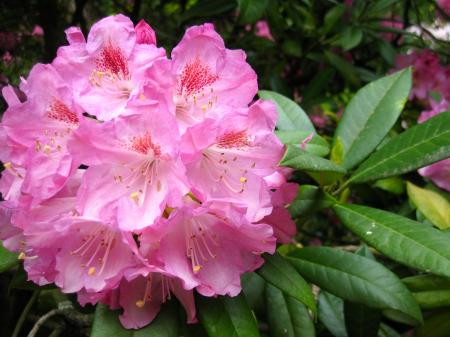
left=193, top=265, right=202, bottom=273
left=18, top=252, right=26, bottom=260
left=43, top=145, right=51, bottom=154
left=201, top=104, right=208, bottom=112
left=3, top=162, right=12, bottom=169
left=88, top=267, right=96, bottom=275
left=240, top=177, right=247, bottom=183
left=135, top=300, right=145, bottom=308
left=139, top=93, right=146, bottom=100
left=130, top=191, right=140, bottom=203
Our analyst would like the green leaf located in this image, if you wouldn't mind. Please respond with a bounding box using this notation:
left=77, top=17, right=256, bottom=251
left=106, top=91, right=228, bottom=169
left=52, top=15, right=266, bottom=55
left=402, top=274, right=450, bottom=309
left=415, top=311, right=450, bottom=337
left=331, top=137, right=344, bottom=165
left=238, top=0, right=268, bottom=24
left=257, top=253, right=316, bottom=315
left=90, top=302, right=178, bottom=337
left=242, top=272, right=266, bottom=312
left=325, top=51, right=360, bottom=87
left=281, top=146, right=346, bottom=185
left=407, top=182, right=450, bottom=230
left=302, top=68, right=336, bottom=107
left=258, top=90, right=316, bottom=132
left=339, top=27, right=363, bottom=51
left=334, top=68, right=412, bottom=169
left=344, top=301, right=381, bottom=337
left=318, top=291, right=347, bottom=337
left=377, top=323, right=402, bottom=337
left=287, top=247, right=423, bottom=324
left=373, top=177, right=405, bottom=195
left=333, top=204, right=450, bottom=277
left=348, top=111, right=450, bottom=183
left=198, top=294, right=260, bottom=337
left=288, top=185, right=336, bottom=218
left=323, top=5, right=346, bottom=35
left=266, top=284, right=315, bottom=337
left=275, top=131, right=330, bottom=157
left=0, top=241, right=18, bottom=272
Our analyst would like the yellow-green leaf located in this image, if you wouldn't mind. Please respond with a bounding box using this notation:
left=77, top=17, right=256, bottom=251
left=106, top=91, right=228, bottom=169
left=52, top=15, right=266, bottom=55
left=407, top=182, right=450, bottom=230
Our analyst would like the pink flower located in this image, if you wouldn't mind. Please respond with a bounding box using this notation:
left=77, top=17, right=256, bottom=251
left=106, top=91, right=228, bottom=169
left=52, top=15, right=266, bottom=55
left=147, top=202, right=276, bottom=297
left=31, top=25, right=44, bottom=37
left=394, top=50, right=445, bottom=101
left=260, top=182, right=298, bottom=244
left=53, top=14, right=166, bottom=121
left=2, top=51, right=12, bottom=63
left=181, top=100, right=284, bottom=221
left=255, top=21, right=274, bottom=41
left=1, top=64, right=82, bottom=204
left=135, top=20, right=156, bottom=45
left=68, top=102, right=189, bottom=230
left=171, top=23, right=257, bottom=131
left=79, top=268, right=196, bottom=329
left=418, top=159, right=450, bottom=191
left=438, top=0, right=450, bottom=16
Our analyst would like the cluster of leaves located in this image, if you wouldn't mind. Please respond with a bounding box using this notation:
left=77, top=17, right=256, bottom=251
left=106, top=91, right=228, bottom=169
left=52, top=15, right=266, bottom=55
left=1, top=1, right=450, bottom=337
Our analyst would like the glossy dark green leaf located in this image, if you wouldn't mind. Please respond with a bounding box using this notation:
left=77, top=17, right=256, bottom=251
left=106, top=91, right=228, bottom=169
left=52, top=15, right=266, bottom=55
left=90, top=302, right=178, bottom=337
left=334, top=68, right=412, bottom=169
left=266, top=284, right=315, bottom=337
left=275, top=131, right=329, bottom=157
left=257, top=253, right=316, bottom=315
left=237, top=0, right=268, bottom=24
left=198, top=294, right=260, bottom=337
left=333, top=204, right=450, bottom=277
left=281, top=146, right=346, bottom=185
left=258, top=90, right=316, bottom=132
left=344, top=301, right=381, bottom=337
left=288, top=185, right=336, bottom=218
left=0, top=241, right=18, bottom=273
left=241, top=272, right=266, bottom=313
left=349, top=111, right=450, bottom=183
left=288, top=247, right=422, bottom=324
left=318, top=291, right=347, bottom=337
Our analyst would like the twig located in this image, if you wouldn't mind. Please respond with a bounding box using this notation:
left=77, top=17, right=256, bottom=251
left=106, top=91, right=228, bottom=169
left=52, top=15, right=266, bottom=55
left=26, top=309, right=67, bottom=337
left=11, top=290, right=40, bottom=337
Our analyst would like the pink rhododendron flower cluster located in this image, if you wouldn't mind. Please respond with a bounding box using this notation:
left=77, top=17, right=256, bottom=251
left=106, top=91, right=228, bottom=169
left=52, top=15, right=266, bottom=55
left=0, top=15, right=297, bottom=329
left=394, top=50, right=450, bottom=101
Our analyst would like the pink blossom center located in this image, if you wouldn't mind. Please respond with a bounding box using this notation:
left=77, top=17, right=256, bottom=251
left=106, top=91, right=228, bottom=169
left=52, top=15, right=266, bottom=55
left=217, top=130, right=250, bottom=149
left=178, top=58, right=218, bottom=97
left=47, top=99, right=79, bottom=125
left=96, top=44, right=130, bottom=79
left=128, top=132, right=161, bottom=156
